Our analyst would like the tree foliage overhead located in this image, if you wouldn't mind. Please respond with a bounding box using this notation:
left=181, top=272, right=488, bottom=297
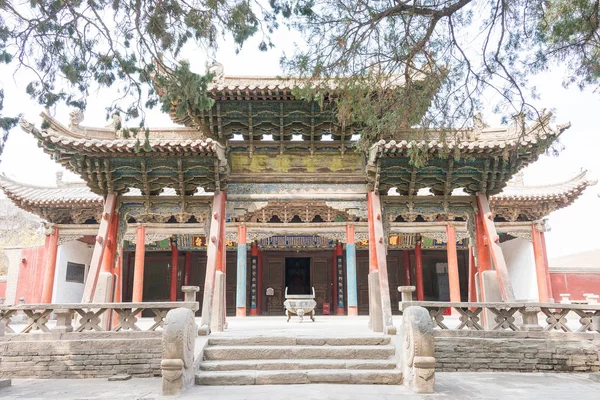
left=0, top=0, right=599, bottom=160
left=0, top=0, right=274, bottom=153
left=276, top=0, right=600, bottom=147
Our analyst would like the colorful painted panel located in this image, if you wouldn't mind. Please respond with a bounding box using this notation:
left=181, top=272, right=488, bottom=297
left=258, top=236, right=336, bottom=250
left=421, top=236, right=469, bottom=249
left=231, top=152, right=363, bottom=175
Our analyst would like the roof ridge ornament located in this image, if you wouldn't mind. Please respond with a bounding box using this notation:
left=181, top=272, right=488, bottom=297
left=69, top=109, right=85, bottom=132
left=473, top=113, right=488, bottom=131
left=206, top=61, right=225, bottom=84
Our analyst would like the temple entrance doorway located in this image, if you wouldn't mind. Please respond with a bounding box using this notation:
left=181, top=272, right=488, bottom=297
left=285, top=257, right=311, bottom=295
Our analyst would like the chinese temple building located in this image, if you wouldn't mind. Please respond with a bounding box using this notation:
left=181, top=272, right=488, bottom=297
left=0, top=73, right=596, bottom=334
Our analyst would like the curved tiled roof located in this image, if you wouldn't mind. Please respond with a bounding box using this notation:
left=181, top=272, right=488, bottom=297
left=19, top=115, right=218, bottom=155
left=0, top=173, right=103, bottom=207
left=491, top=170, right=596, bottom=202
left=374, top=112, right=570, bottom=156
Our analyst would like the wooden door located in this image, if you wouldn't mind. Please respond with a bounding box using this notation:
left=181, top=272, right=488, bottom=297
left=311, top=253, right=330, bottom=314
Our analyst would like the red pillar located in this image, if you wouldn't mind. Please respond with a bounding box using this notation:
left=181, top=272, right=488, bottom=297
left=367, top=195, right=378, bottom=273
left=474, top=211, right=491, bottom=301
left=41, top=226, right=60, bottom=303
left=532, top=224, right=550, bottom=302
left=132, top=224, right=146, bottom=303
left=170, top=240, right=179, bottom=302
left=446, top=224, right=461, bottom=303
left=468, top=245, right=477, bottom=302
left=540, top=232, right=553, bottom=301
left=415, top=240, right=424, bottom=301
left=403, top=250, right=412, bottom=286
left=184, top=252, right=192, bottom=287
left=81, top=193, right=117, bottom=303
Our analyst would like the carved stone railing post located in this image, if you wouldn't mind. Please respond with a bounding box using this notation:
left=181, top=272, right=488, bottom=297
left=52, top=310, right=74, bottom=333
left=161, top=308, right=197, bottom=396
left=398, top=286, right=416, bottom=302
left=0, top=320, right=5, bottom=337
left=559, top=293, right=571, bottom=304
left=593, top=313, right=600, bottom=332
left=181, top=286, right=200, bottom=303
left=519, top=307, right=542, bottom=331
left=402, top=306, right=436, bottom=394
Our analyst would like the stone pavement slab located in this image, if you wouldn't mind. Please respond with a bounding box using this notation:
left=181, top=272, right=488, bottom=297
left=2, top=372, right=600, bottom=399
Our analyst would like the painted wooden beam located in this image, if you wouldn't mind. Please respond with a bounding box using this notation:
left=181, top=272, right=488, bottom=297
left=81, top=193, right=117, bottom=303
left=476, top=193, right=516, bottom=301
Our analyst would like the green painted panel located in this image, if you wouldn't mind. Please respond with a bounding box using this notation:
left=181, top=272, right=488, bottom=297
left=231, top=152, right=363, bottom=174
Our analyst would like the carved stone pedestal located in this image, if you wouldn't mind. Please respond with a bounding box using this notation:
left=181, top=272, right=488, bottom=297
left=161, top=308, right=197, bottom=396
left=402, top=306, right=436, bottom=394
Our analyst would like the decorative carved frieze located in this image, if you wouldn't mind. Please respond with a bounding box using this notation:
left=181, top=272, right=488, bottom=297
left=242, top=201, right=353, bottom=223
left=57, top=234, right=84, bottom=246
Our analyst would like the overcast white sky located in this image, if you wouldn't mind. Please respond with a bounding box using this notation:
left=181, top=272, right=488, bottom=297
left=0, top=28, right=598, bottom=260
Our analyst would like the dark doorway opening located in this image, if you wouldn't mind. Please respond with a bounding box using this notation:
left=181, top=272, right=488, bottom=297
left=285, top=257, right=311, bottom=295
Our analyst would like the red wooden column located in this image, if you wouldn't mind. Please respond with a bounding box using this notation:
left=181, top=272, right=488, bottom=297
left=474, top=210, right=491, bottom=301
left=403, top=250, right=412, bottom=286
left=170, top=240, right=179, bottom=302
left=367, top=192, right=395, bottom=334
left=183, top=252, right=192, bottom=287
left=540, top=231, right=553, bottom=301
left=414, top=240, right=424, bottom=301
left=41, top=226, right=60, bottom=303
left=467, top=245, right=477, bottom=302
left=446, top=224, right=461, bottom=303
left=476, top=193, right=516, bottom=301
left=200, top=191, right=226, bottom=331
left=82, top=193, right=117, bottom=303
left=532, top=223, right=550, bottom=302
left=132, top=224, right=146, bottom=302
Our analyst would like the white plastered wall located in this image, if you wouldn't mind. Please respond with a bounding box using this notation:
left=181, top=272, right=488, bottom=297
left=499, top=237, right=539, bottom=301
left=52, top=240, right=93, bottom=304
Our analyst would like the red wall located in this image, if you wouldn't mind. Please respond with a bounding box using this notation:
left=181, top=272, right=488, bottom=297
left=15, top=245, right=47, bottom=304
left=0, top=280, right=6, bottom=298
left=550, top=272, right=600, bottom=301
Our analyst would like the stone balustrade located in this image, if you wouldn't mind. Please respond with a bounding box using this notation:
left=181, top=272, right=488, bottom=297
left=398, top=300, right=600, bottom=333
left=0, top=301, right=199, bottom=335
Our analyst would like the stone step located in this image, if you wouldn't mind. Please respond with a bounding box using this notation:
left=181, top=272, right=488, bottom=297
left=199, top=359, right=397, bottom=372
left=207, top=336, right=391, bottom=347
left=195, top=369, right=403, bottom=385
left=203, top=345, right=396, bottom=361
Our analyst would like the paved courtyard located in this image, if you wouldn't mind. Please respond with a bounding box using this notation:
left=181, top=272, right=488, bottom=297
left=1, top=372, right=599, bottom=399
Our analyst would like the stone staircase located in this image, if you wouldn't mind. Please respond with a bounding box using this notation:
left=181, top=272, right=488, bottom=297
left=195, top=336, right=402, bottom=385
